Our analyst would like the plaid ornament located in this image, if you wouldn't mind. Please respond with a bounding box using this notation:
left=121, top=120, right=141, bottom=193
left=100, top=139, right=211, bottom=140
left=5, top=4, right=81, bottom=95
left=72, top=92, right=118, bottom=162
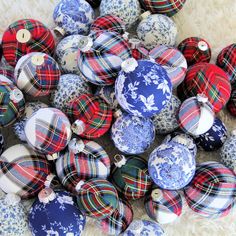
left=2, top=19, right=55, bottom=67
left=78, top=31, right=132, bottom=85
left=14, top=52, right=61, bottom=97
left=86, top=0, right=101, bottom=8
left=0, top=67, right=14, bottom=82
left=217, top=44, right=236, bottom=83
left=177, top=63, right=231, bottom=113
left=178, top=37, right=211, bottom=66
left=24, top=108, right=72, bottom=155
left=111, top=155, right=152, bottom=200
left=66, top=94, right=113, bottom=139
left=0, top=44, right=2, bottom=61
left=184, top=162, right=236, bottom=218
left=56, top=139, right=110, bottom=193
left=0, top=144, right=51, bottom=199
left=98, top=198, right=133, bottom=235
left=227, top=86, right=236, bottom=116
left=91, top=14, right=126, bottom=35
left=140, top=0, right=186, bottom=16
left=144, top=186, right=182, bottom=224
left=0, top=134, right=4, bottom=155
left=76, top=178, right=119, bottom=219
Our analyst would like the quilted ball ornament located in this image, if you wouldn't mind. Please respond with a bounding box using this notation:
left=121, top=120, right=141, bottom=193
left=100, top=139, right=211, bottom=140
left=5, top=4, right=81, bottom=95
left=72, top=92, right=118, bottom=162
left=14, top=52, right=61, bottom=97
left=2, top=19, right=55, bottom=67
left=24, top=108, right=72, bottom=155
left=137, top=11, right=177, bottom=50
left=144, top=187, right=182, bottom=224
left=66, top=94, right=113, bottom=139
left=29, top=189, right=86, bottom=236
left=86, top=0, right=101, bottom=8
left=50, top=74, right=92, bottom=112
left=194, top=117, right=227, bottom=151
left=77, top=31, right=132, bottom=85
left=53, top=0, right=95, bottom=36
left=0, top=193, right=28, bottom=236
left=227, top=85, right=236, bottom=116
left=177, top=63, right=231, bottom=113
left=111, top=154, right=152, bottom=200
left=111, top=111, right=155, bottom=154
left=56, top=138, right=110, bottom=193
left=76, top=178, right=119, bottom=219
left=148, top=137, right=196, bottom=190
left=184, top=162, right=236, bottom=218
left=100, top=0, right=141, bottom=28
left=178, top=37, right=211, bottom=66
left=0, top=144, right=51, bottom=199
left=152, top=95, right=181, bottom=134
left=97, top=198, right=133, bottom=235
left=177, top=95, right=215, bottom=136
left=217, top=44, right=236, bottom=83
left=13, top=101, right=48, bottom=142
left=115, top=58, right=172, bottom=117
left=0, top=134, right=3, bottom=155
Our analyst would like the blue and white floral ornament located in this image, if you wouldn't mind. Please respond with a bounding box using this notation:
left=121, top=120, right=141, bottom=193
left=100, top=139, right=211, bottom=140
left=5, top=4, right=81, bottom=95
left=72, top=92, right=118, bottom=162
left=148, top=139, right=196, bottom=190
left=115, top=58, right=172, bottom=117
left=53, top=0, right=95, bottom=36
left=29, top=188, right=86, bottom=236
left=123, top=219, right=164, bottom=236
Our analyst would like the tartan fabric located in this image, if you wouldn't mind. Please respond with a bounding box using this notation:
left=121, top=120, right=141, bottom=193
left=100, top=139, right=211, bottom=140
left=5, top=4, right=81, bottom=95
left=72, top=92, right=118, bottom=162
left=227, top=87, right=236, bottom=116
left=14, top=53, right=61, bottom=97
left=140, top=0, right=186, bottom=16
left=111, top=155, right=152, bottom=200
left=76, top=178, right=119, bottom=219
left=66, top=94, right=113, bottom=139
left=56, top=140, right=110, bottom=193
left=144, top=187, right=182, bottom=222
left=0, top=82, right=25, bottom=128
left=0, top=145, right=51, bottom=199
left=131, top=47, right=148, bottom=60
left=0, top=67, right=14, bottom=83
left=0, top=134, right=4, bottom=155
left=184, top=162, right=236, bottom=218
left=98, top=198, right=133, bottom=235
left=90, top=14, right=126, bottom=35
left=86, top=0, right=101, bottom=8
left=2, top=19, right=55, bottom=67
left=178, top=37, right=211, bottom=66
left=78, top=31, right=132, bottom=85
left=177, top=63, right=231, bottom=113
left=216, top=44, right=236, bottom=83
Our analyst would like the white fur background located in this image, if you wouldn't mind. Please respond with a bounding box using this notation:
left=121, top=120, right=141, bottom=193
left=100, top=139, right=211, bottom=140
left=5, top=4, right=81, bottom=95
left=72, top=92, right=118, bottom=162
left=0, top=0, right=236, bottom=236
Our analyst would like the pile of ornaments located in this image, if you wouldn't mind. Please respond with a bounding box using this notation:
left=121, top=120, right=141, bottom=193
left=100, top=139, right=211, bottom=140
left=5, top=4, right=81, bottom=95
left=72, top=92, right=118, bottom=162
left=0, top=0, right=236, bottom=235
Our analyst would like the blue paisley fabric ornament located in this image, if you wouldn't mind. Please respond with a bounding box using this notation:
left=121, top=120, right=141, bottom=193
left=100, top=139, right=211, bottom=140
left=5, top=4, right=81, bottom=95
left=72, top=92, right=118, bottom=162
left=115, top=59, right=172, bottom=117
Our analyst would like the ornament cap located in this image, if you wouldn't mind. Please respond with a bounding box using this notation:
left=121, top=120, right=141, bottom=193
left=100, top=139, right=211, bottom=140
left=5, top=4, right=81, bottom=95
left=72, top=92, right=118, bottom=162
left=113, top=109, right=122, bottom=118
left=172, top=135, right=189, bottom=146
left=231, top=129, right=236, bottom=136
left=140, top=11, right=151, bottom=20
left=197, top=94, right=208, bottom=104
left=114, top=154, right=126, bottom=168
left=46, top=153, right=59, bottom=161
left=38, top=188, right=56, bottom=204
left=151, top=189, right=163, bottom=202
left=121, top=58, right=138, bottom=73
left=78, top=36, right=93, bottom=52
left=71, top=119, right=86, bottom=135
left=45, top=174, right=56, bottom=188
left=54, top=26, right=66, bottom=36
left=129, top=38, right=141, bottom=49
left=31, top=54, right=45, bottom=66
left=129, top=220, right=144, bottom=234
left=68, top=138, right=85, bottom=154
left=76, top=180, right=85, bottom=192
left=122, top=32, right=129, bottom=40
left=10, top=89, right=24, bottom=103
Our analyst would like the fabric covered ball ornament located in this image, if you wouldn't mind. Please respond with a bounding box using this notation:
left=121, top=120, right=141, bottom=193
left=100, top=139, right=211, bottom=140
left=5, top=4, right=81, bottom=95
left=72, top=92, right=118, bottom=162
left=111, top=154, right=152, bottom=199
left=177, top=95, right=215, bottom=136
left=123, top=219, right=164, bottom=236
left=144, top=186, right=182, bottom=224
left=178, top=37, right=211, bottom=66
left=24, top=108, right=72, bottom=155
left=217, top=44, right=236, bottom=83
left=14, top=52, right=61, bottom=97
left=194, top=117, right=227, bottom=151
left=100, top=0, right=141, bottom=28
left=56, top=138, right=110, bottom=193
left=152, top=95, right=181, bottom=134
left=29, top=189, right=86, bottom=236
left=0, top=66, right=14, bottom=82
left=86, top=0, right=101, bottom=8
left=184, top=161, right=236, bottom=218
left=50, top=74, right=92, bottom=112
left=77, top=31, right=132, bottom=86
left=227, top=86, right=236, bottom=116
left=13, top=101, right=48, bottom=142
left=2, top=19, right=55, bottom=67
left=53, top=0, right=95, bottom=36
left=0, top=193, right=28, bottom=236
left=0, top=134, right=3, bottom=155
left=148, top=137, right=196, bottom=190
left=0, top=144, right=51, bottom=199
left=76, top=178, right=119, bottom=219
left=137, top=11, right=177, bottom=50
left=220, top=130, right=236, bottom=171
left=111, top=111, right=155, bottom=154
left=115, top=58, right=172, bottom=117
left=97, top=198, right=133, bottom=235
left=66, top=94, right=113, bottom=139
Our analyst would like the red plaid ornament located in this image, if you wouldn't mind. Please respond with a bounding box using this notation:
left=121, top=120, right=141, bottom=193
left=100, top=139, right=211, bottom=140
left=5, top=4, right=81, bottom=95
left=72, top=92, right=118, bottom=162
left=0, top=67, right=14, bottom=82
left=227, top=85, right=236, bottom=116
left=2, top=19, right=55, bottom=67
